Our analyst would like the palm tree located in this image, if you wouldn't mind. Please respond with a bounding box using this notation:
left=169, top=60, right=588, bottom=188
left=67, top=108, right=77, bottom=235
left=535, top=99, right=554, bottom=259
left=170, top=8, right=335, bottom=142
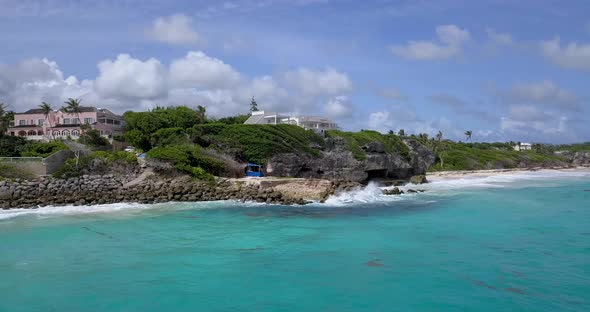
left=39, top=102, right=55, bottom=139
left=63, top=98, right=84, bottom=137
left=0, top=102, right=9, bottom=135
left=196, top=105, right=206, bottom=123
left=464, top=130, right=472, bottom=141
left=63, top=98, right=82, bottom=125
left=436, top=130, right=443, bottom=142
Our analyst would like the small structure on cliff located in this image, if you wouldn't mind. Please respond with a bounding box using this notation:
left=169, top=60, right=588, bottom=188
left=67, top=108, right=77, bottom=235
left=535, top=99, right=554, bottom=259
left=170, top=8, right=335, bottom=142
left=244, top=110, right=338, bottom=134
left=245, top=163, right=264, bottom=177
left=513, top=142, right=532, bottom=151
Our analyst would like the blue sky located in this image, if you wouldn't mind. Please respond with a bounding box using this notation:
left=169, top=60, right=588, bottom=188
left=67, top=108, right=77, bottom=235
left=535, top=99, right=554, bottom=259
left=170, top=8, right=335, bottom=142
left=0, top=0, right=589, bottom=143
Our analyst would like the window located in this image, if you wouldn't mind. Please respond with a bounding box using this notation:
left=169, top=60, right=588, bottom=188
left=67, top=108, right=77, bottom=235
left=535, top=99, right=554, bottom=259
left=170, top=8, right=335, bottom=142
left=9, top=121, right=14, bottom=127
left=84, top=117, right=94, bottom=124
left=64, top=118, right=71, bottom=125
left=73, top=118, right=80, bottom=125
left=72, top=130, right=80, bottom=136
left=38, top=119, right=44, bottom=126
left=19, top=120, right=26, bottom=126
left=114, top=120, right=121, bottom=125
left=30, top=120, right=34, bottom=125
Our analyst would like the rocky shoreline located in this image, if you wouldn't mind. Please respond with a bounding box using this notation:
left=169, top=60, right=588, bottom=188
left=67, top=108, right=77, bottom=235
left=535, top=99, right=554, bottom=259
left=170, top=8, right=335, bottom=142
left=0, top=174, right=364, bottom=210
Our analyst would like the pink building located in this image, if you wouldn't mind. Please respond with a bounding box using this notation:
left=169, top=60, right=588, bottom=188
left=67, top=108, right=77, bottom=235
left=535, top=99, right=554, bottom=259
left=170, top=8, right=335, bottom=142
left=6, top=106, right=124, bottom=141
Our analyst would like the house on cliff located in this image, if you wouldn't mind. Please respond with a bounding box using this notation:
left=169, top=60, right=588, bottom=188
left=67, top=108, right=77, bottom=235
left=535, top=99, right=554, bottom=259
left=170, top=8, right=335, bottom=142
left=244, top=110, right=338, bottom=134
left=513, top=142, right=532, bottom=151
left=6, top=106, right=124, bottom=141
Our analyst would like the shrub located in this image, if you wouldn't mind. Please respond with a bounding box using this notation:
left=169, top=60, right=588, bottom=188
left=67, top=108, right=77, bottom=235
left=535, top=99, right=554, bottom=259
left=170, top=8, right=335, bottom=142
left=79, top=129, right=110, bottom=147
left=430, top=141, right=565, bottom=171
left=21, top=141, right=68, bottom=157
left=53, top=151, right=137, bottom=178
left=0, top=136, right=28, bottom=157
left=146, top=144, right=226, bottom=180
left=215, top=114, right=250, bottom=125
left=325, top=130, right=411, bottom=161
left=188, top=124, right=324, bottom=164
left=123, top=106, right=207, bottom=151
left=0, top=164, right=34, bottom=180
left=151, top=127, right=188, bottom=147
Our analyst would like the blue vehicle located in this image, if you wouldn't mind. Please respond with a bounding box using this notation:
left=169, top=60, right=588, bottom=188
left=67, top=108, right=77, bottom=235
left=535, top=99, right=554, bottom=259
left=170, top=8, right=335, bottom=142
left=245, top=163, right=264, bottom=177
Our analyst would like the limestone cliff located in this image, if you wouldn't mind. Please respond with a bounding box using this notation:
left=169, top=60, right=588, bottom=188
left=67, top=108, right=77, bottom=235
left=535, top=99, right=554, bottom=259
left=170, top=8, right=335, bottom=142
left=266, top=138, right=436, bottom=182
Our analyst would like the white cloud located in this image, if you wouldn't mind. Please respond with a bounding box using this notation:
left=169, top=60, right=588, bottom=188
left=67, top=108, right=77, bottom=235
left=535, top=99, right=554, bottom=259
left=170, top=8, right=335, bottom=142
left=0, top=58, right=94, bottom=111
left=368, top=107, right=463, bottom=139
left=284, top=67, right=352, bottom=96
left=541, top=37, right=590, bottom=71
left=169, top=51, right=242, bottom=89
left=146, top=14, right=200, bottom=45
left=0, top=52, right=343, bottom=121
left=486, top=28, right=513, bottom=45
left=325, top=96, right=353, bottom=118
left=503, top=80, right=580, bottom=111
left=390, top=24, right=470, bottom=60
left=500, top=105, right=570, bottom=138
left=94, top=54, right=168, bottom=100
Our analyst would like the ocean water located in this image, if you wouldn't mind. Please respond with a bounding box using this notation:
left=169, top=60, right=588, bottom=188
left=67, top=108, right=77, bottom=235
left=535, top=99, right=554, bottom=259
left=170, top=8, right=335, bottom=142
left=1, top=170, right=589, bottom=311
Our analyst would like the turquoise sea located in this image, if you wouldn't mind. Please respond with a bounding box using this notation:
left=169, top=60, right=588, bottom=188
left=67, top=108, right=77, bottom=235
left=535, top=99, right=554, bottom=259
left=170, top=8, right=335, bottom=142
left=1, top=169, right=589, bottom=311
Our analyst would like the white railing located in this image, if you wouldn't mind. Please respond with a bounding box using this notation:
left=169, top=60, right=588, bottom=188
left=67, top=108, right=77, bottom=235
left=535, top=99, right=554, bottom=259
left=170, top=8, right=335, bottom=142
left=0, top=157, right=44, bottom=163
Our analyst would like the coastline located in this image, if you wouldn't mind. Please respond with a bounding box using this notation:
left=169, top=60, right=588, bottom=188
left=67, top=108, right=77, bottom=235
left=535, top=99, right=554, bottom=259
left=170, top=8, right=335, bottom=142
left=2, top=166, right=589, bottom=211
left=426, top=166, right=590, bottom=180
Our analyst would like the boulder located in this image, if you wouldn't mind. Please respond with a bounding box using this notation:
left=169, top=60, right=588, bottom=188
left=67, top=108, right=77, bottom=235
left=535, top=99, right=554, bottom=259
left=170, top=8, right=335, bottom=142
left=382, top=187, right=403, bottom=195
left=409, top=175, right=428, bottom=184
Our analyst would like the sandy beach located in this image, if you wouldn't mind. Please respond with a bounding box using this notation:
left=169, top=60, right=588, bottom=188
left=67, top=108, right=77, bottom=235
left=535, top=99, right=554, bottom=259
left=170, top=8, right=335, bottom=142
left=427, top=166, right=590, bottom=180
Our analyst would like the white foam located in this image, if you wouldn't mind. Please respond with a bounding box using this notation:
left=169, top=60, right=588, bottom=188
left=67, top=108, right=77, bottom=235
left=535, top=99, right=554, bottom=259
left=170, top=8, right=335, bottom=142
left=322, top=182, right=413, bottom=206
left=322, top=168, right=590, bottom=206
left=0, top=200, right=252, bottom=221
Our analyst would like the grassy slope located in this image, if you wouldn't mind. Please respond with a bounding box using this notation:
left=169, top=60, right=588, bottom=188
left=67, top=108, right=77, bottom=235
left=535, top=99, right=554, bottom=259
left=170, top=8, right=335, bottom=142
left=325, top=130, right=410, bottom=161
left=431, top=141, right=565, bottom=171
left=189, top=124, right=325, bottom=165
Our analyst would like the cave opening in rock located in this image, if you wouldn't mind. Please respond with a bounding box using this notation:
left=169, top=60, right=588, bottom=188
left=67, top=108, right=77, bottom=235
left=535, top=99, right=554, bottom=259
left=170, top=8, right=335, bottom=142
left=366, top=169, right=388, bottom=180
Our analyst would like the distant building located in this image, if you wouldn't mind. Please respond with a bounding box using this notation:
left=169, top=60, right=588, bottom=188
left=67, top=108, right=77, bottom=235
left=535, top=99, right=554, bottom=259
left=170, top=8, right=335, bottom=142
left=513, top=142, right=532, bottom=151
left=6, top=106, right=124, bottom=141
left=244, top=110, right=338, bottom=133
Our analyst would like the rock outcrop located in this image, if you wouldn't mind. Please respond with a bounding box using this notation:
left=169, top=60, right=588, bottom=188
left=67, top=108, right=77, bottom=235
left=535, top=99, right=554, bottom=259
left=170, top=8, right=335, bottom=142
left=556, top=151, right=590, bottom=166
left=267, top=138, right=436, bottom=183
left=0, top=175, right=347, bottom=209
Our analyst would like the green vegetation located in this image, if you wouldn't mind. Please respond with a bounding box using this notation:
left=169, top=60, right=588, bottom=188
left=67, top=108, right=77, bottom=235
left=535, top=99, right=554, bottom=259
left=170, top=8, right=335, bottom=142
left=430, top=141, right=564, bottom=171
left=0, top=163, right=34, bottom=180
left=0, top=102, right=13, bottom=135
left=21, top=141, right=68, bottom=157
left=215, top=114, right=250, bottom=125
left=326, top=130, right=410, bottom=161
left=123, top=106, right=206, bottom=151
left=557, top=142, right=590, bottom=152
left=151, top=127, right=189, bottom=147
left=0, top=136, right=68, bottom=158
left=189, top=124, right=324, bottom=164
left=53, top=151, right=137, bottom=179
left=0, top=136, right=28, bottom=157
left=79, top=129, right=110, bottom=147
left=146, top=144, right=225, bottom=180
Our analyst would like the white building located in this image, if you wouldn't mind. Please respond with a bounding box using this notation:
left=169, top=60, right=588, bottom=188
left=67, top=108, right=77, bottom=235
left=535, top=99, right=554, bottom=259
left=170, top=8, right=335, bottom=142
left=244, top=111, right=338, bottom=133
left=513, top=142, right=532, bottom=151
